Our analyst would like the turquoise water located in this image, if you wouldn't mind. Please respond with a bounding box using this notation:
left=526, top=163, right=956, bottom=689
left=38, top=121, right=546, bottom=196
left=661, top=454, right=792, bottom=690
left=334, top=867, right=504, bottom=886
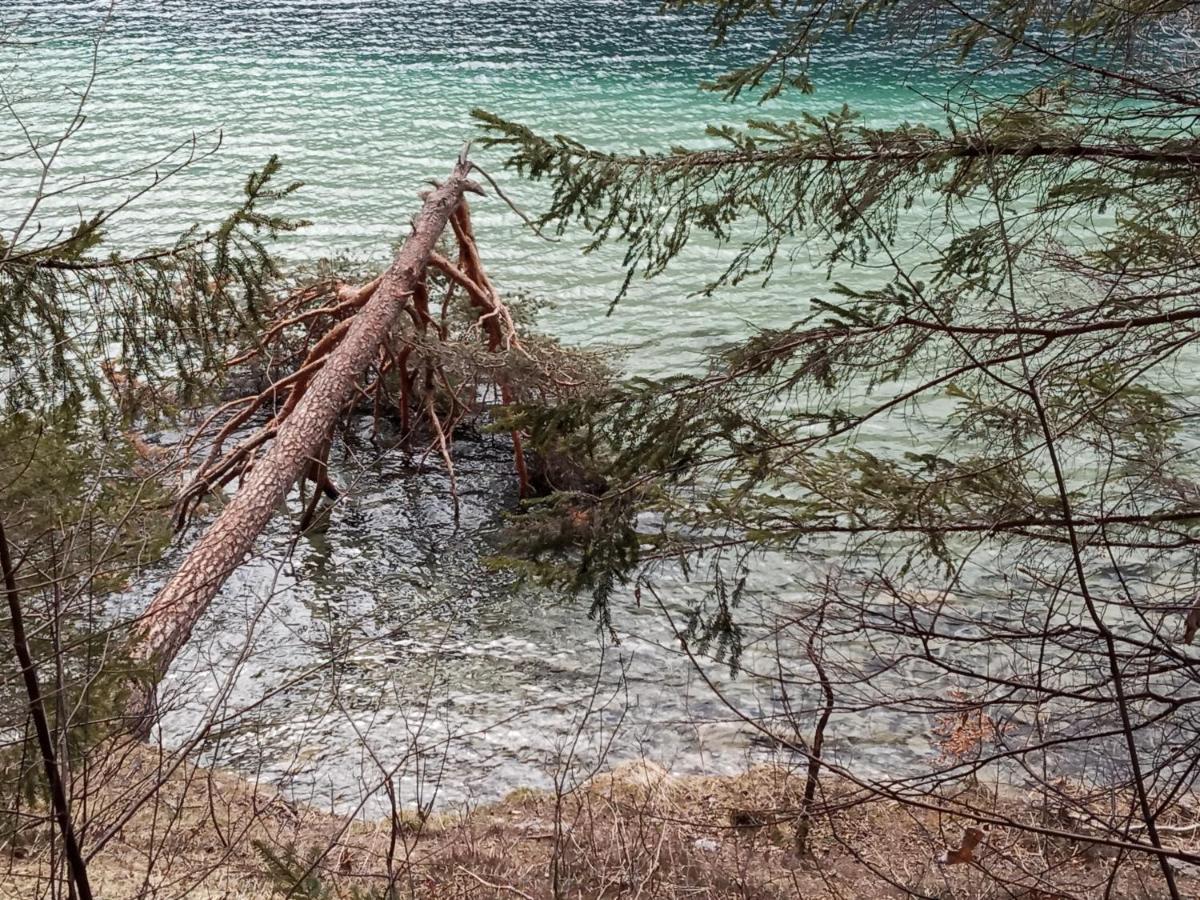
left=1, top=1, right=952, bottom=373
left=3, top=3, right=991, bottom=811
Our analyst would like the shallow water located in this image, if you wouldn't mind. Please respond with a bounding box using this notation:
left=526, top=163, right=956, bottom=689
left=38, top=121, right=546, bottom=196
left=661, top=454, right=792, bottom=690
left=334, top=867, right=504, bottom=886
left=4, top=2, right=1046, bottom=813
left=135, top=428, right=949, bottom=813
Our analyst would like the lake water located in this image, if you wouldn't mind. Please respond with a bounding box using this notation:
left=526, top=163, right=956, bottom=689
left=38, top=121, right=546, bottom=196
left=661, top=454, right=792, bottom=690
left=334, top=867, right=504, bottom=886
left=1, top=0, right=960, bottom=373
left=2, top=2, right=1029, bottom=813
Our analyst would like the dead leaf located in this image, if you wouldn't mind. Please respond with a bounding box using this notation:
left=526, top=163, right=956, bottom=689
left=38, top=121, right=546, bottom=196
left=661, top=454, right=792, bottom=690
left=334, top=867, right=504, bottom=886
left=1183, top=600, right=1200, bottom=643
left=939, top=825, right=985, bottom=865
left=728, top=808, right=770, bottom=829
left=127, top=431, right=167, bottom=461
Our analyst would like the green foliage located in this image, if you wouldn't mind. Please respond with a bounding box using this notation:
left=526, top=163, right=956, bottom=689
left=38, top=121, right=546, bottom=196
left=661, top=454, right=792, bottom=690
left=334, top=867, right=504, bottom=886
left=255, top=842, right=382, bottom=899
left=684, top=565, right=746, bottom=673
left=0, top=409, right=166, bottom=843
left=477, top=0, right=1200, bottom=640
left=0, top=89, right=304, bottom=843
left=0, top=407, right=173, bottom=585
left=1, top=155, right=306, bottom=420
left=255, top=842, right=338, bottom=898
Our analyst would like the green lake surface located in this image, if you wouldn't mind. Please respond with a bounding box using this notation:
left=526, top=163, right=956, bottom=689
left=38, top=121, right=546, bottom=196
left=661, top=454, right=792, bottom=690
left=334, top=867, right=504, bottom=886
left=1, top=1, right=1019, bottom=812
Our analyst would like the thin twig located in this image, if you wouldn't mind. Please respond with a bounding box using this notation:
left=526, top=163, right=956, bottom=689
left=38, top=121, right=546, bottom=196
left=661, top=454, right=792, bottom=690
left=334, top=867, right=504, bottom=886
left=0, top=519, right=93, bottom=900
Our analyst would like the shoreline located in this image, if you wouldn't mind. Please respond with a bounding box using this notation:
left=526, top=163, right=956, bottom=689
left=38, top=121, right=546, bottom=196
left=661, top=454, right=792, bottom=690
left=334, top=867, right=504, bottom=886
left=4, top=745, right=1196, bottom=899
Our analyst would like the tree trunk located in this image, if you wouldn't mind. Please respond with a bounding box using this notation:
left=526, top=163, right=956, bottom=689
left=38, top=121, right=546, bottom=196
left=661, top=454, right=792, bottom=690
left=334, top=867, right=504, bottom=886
left=126, top=156, right=478, bottom=731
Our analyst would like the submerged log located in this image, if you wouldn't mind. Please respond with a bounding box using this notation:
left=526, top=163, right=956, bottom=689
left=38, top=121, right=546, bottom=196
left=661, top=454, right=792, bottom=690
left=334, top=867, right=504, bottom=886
left=126, top=155, right=482, bottom=730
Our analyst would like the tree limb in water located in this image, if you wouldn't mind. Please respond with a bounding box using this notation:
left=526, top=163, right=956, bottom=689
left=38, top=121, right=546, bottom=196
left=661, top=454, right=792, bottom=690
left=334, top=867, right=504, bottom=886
left=125, top=155, right=485, bottom=730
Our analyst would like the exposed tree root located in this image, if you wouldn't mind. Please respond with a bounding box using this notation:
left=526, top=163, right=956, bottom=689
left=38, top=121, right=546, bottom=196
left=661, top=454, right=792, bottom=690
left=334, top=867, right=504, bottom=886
left=127, top=157, right=606, bottom=729
left=175, top=195, right=542, bottom=530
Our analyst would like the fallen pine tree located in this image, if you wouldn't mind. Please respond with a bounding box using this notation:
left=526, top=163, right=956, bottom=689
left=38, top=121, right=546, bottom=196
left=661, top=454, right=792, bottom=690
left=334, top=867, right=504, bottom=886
left=125, top=149, right=603, bottom=729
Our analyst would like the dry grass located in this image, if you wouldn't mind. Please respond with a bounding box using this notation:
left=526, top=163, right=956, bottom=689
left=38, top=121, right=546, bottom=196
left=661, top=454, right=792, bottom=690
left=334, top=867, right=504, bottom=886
left=0, top=742, right=358, bottom=899
left=2, top=750, right=1197, bottom=899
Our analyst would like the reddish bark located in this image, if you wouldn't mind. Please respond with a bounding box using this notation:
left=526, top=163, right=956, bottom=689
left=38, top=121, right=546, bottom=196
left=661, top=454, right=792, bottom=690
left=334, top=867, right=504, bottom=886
left=126, top=158, right=480, bottom=730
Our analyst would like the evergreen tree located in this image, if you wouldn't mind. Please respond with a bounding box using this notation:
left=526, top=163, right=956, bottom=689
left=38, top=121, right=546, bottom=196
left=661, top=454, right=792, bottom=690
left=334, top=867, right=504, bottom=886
left=0, top=32, right=303, bottom=863
left=479, top=3, right=1200, bottom=893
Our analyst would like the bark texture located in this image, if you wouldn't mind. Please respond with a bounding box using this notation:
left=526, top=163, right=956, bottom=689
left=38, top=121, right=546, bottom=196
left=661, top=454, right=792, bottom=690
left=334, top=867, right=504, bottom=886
left=127, top=158, right=478, bottom=728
